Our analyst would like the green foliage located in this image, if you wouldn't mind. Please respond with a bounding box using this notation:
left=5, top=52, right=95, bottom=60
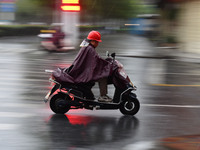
left=80, top=0, right=140, bottom=19
left=79, top=0, right=158, bottom=22
left=0, top=25, right=49, bottom=37
left=165, top=35, right=178, bottom=43
left=15, top=0, right=157, bottom=23
left=16, top=0, right=53, bottom=23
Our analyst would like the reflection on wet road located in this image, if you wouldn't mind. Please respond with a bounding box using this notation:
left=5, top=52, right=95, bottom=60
left=47, top=114, right=139, bottom=149
left=0, top=37, right=200, bottom=149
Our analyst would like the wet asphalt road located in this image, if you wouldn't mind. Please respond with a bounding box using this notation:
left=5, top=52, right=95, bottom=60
left=1, top=34, right=200, bottom=150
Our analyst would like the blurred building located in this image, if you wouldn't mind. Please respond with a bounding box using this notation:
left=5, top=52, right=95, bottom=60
left=177, top=0, right=200, bottom=54
left=0, top=0, right=16, bottom=22
left=157, top=0, right=200, bottom=54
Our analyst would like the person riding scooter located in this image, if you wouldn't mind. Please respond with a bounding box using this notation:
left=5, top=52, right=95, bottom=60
left=66, top=31, right=113, bottom=102
left=53, top=31, right=131, bottom=102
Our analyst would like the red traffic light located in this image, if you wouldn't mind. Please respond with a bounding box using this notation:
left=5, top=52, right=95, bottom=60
left=61, top=5, right=80, bottom=12
left=61, top=0, right=80, bottom=12
left=62, top=0, right=79, bottom=4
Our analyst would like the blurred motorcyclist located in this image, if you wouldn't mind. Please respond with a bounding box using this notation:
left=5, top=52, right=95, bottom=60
left=52, top=26, right=65, bottom=48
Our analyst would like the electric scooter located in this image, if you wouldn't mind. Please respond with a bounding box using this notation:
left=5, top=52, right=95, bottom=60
left=44, top=53, right=140, bottom=116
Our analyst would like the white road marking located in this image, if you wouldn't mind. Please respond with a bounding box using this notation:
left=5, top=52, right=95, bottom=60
left=0, top=124, right=20, bottom=130
left=123, top=141, right=156, bottom=150
left=0, top=95, right=45, bottom=101
left=142, top=103, right=200, bottom=108
left=0, top=103, right=39, bottom=108
left=0, top=77, right=45, bottom=82
left=0, top=112, right=35, bottom=118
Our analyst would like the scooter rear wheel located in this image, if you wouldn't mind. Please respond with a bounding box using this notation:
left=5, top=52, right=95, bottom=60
left=50, top=94, right=70, bottom=114
left=119, top=94, right=140, bottom=116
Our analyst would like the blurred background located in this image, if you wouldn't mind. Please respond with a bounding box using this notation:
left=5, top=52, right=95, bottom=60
left=0, top=0, right=199, bottom=54
left=1, top=1, right=200, bottom=150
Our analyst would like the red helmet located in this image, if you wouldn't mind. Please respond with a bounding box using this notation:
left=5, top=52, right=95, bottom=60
left=87, top=31, right=102, bottom=42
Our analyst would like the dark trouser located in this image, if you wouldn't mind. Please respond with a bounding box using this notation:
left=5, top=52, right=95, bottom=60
left=98, top=78, right=108, bottom=96
left=98, top=70, right=130, bottom=96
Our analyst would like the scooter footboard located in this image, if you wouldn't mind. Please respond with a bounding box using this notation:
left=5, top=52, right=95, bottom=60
left=83, top=100, right=120, bottom=110
left=98, top=103, right=119, bottom=109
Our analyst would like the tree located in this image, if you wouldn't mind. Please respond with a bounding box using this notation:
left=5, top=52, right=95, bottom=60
left=16, top=0, right=156, bottom=23
left=16, top=0, right=54, bottom=23
left=80, top=0, right=138, bottom=20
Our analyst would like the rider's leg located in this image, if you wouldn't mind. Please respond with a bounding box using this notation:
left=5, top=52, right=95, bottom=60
left=98, top=78, right=112, bottom=102
left=98, top=77, right=107, bottom=96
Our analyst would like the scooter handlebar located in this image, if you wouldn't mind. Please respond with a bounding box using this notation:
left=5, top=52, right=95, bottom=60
left=111, top=53, right=116, bottom=58
left=106, top=51, right=116, bottom=58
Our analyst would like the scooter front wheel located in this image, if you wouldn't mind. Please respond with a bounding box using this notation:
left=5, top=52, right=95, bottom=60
left=119, top=94, right=140, bottom=116
left=50, top=94, right=70, bottom=114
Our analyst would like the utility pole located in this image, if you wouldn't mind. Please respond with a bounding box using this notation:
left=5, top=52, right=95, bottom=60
left=60, top=0, right=80, bottom=47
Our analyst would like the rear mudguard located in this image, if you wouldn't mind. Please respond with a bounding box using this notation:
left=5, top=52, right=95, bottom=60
left=49, top=84, right=60, bottom=97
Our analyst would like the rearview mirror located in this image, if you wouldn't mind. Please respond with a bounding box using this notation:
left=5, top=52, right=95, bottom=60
left=111, top=53, right=116, bottom=58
